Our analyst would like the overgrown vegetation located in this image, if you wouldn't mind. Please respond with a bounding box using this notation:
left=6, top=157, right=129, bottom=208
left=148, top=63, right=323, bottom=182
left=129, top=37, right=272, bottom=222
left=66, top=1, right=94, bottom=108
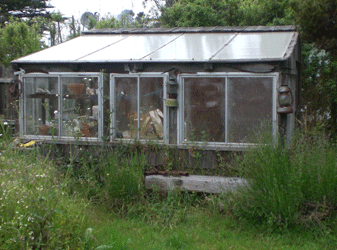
left=1, top=122, right=337, bottom=248
left=0, top=18, right=43, bottom=68
left=233, top=131, right=337, bottom=232
left=0, top=133, right=91, bottom=248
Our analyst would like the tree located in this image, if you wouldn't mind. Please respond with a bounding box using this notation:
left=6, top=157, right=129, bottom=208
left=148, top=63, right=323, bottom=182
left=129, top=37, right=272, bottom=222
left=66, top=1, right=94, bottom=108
left=0, top=18, right=43, bottom=68
left=239, top=0, right=294, bottom=26
left=0, top=0, right=61, bottom=46
left=87, top=11, right=153, bottom=30
left=92, top=15, right=121, bottom=29
left=292, top=0, right=337, bottom=137
left=161, top=0, right=242, bottom=27
left=292, top=0, right=337, bottom=57
left=0, top=0, right=52, bottom=23
left=48, top=12, right=65, bottom=45
left=160, top=0, right=294, bottom=28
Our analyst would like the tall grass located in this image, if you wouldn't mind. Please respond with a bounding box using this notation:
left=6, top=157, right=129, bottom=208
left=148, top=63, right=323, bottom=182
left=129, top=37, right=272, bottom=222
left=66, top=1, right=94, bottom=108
left=67, top=147, right=147, bottom=211
left=0, top=139, right=92, bottom=248
left=66, top=145, right=203, bottom=225
left=234, top=131, right=337, bottom=230
left=2, top=118, right=337, bottom=248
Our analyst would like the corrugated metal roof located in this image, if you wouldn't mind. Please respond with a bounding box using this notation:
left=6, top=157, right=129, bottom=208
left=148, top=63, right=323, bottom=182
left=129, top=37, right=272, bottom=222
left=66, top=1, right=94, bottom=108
left=12, top=26, right=298, bottom=64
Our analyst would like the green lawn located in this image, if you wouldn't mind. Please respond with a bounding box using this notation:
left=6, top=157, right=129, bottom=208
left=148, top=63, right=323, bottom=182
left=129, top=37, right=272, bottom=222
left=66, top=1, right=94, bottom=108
left=88, top=206, right=334, bottom=250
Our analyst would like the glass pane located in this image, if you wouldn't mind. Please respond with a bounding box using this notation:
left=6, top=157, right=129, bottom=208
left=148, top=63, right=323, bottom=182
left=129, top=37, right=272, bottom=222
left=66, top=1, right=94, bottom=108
left=61, top=76, right=99, bottom=137
left=24, top=77, right=59, bottom=136
left=115, top=77, right=138, bottom=139
left=184, top=77, right=226, bottom=142
left=227, top=77, right=273, bottom=143
left=139, top=78, right=164, bottom=140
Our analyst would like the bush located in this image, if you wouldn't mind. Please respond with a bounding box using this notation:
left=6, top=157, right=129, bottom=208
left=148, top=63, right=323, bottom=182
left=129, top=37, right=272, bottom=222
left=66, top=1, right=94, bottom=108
left=233, top=132, right=337, bottom=230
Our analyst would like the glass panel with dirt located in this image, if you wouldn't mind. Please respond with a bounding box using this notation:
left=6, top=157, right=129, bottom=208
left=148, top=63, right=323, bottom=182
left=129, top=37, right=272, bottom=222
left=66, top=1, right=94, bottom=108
left=60, top=76, right=99, bottom=137
left=115, top=77, right=138, bottom=139
left=24, top=77, right=59, bottom=136
left=139, top=77, right=164, bottom=140
left=184, top=77, right=226, bottom=142
left=227, top=77, right=273, bottom=143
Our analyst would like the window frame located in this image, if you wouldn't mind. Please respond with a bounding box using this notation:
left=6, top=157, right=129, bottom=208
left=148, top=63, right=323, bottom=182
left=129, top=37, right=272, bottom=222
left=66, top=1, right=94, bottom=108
left=178, top=72, right=278, bottom=147
left=110, top=73, right=168, bottom=143
left=19, top=72, right=104, bottom=141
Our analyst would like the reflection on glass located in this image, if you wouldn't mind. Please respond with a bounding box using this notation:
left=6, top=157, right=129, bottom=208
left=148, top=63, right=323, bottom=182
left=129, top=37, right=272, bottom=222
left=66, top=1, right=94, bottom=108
left=227, top=77, right=273, bottom=143
left=140, top=78, right=164, bottom=140
left=61, top=77, right=99, bottom=137
left=115, top=77, right=138, bottom=139
left=114, top=77, right=164, bottom=140
left=24, top=77, right=59, bottom=136
left=184, top=78, right=226, bottom=142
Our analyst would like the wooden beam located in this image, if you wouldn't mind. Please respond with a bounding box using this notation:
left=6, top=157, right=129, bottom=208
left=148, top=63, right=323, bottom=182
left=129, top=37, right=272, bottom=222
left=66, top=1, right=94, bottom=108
left=145, top=175, right=248, bottom=193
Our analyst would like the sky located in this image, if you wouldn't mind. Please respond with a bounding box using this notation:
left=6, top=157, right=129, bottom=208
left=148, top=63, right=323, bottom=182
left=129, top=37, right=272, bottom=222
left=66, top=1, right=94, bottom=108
left=49, top=0, right=155, bottom=19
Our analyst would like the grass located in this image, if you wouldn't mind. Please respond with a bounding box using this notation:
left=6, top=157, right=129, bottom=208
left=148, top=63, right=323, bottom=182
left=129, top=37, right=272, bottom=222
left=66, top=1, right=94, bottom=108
left=86, top=203, right=337, bottom=249
left=1, top=125, right=337, bottom=249
left=233, top=131, right=337, bottom=231
left=0, top=139, right=91, bottom=248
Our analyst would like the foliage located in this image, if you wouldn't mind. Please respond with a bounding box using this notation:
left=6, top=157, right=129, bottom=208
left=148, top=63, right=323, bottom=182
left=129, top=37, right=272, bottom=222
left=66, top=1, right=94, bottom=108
left=89, top=15, right=121, bottom=29
left=1, top=137, right=337, bottom=248
left=292, top=0, right=337, bottom=138
left=238, top=0, right=294, bottom=26
left=88, top=12, right=154, bottom=30
left=0, top=0, right=52, bottom=24
left=292, top=0, right=337, bottom=57
left=0, top=146, right=92, bottom=249
left=66, top=146, right=147, bottom=211
left=67, top=16, right=81, bottom=40
left=161, top=0, right=242, bottom=27
left=47, top=11, right=65, bottom=46
left=299, top=44, right=337, bottom=133
left=0, top=18, right=43, bottom=68
left=160, top=0, right=294, bottom=27
left=0, top=122, right=12, bottom=144
left=233, top=132, right=337, bottom=230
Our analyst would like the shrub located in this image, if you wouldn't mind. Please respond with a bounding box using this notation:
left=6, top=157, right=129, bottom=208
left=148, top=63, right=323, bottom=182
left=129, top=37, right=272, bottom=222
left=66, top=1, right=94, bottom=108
left=234, top=132, right=337, bottom=230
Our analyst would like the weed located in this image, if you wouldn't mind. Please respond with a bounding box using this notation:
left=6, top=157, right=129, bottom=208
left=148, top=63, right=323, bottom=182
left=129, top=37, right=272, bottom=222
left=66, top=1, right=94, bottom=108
left=0, top=121, right=12, bottom=145
left=0, top=145, right=93, bottom=249
left=232, top=130, right=337, bottom=231
left=1, top=134, right=337, bottom=248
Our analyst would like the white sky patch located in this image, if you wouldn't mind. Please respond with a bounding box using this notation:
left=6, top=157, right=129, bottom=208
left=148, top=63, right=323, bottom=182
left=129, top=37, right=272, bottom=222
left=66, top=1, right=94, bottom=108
left=49, top=0, right=151, bottom=19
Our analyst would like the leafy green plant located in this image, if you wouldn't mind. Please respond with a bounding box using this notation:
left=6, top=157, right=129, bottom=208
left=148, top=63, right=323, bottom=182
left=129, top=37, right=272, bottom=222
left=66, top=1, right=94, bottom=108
left=0, top=145, right=93, bottom=249
left=233, top=131, right=337, bottom=231
left=66, top=145, right=147, bottom=213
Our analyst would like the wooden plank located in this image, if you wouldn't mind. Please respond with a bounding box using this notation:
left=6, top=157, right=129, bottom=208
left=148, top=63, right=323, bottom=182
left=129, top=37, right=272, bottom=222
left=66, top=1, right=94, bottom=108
left=145, top=175, right=248, bottom=193
left=168, top=108, right=177, bottom=144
